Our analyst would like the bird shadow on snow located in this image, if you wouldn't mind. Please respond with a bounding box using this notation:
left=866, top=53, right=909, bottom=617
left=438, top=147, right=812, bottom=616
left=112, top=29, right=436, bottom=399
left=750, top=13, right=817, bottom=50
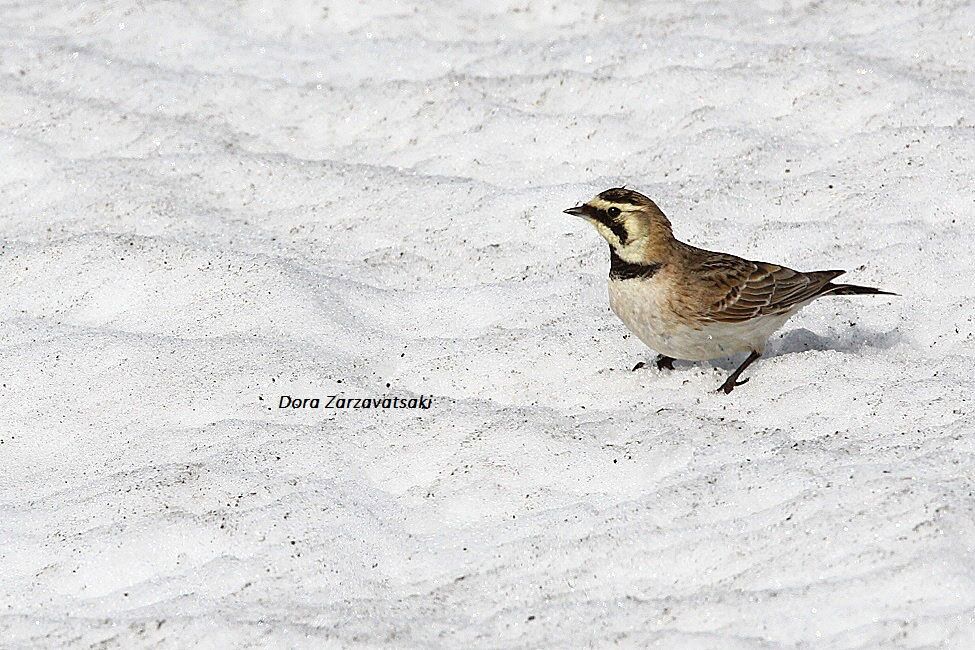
left=703, top=325, right=902, bottom=371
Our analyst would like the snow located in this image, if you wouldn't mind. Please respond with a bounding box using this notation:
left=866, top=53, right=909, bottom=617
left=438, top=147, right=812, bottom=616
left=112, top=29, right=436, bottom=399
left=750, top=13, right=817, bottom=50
left=2, top=0, right=974, bottom=646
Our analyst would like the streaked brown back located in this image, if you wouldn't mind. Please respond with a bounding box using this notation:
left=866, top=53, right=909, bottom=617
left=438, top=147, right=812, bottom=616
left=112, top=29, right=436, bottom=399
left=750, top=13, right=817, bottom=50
left=677, top=245, right=845, bottom=322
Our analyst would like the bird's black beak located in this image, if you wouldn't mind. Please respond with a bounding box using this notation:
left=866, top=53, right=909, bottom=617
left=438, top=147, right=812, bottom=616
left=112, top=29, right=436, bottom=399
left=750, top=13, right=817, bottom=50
left=564, top=205, right=590, bottom=217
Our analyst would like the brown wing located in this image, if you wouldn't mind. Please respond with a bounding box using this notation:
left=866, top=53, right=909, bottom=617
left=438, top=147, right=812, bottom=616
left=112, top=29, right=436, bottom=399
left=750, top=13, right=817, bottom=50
left=690, top=254, right=844, bottom=323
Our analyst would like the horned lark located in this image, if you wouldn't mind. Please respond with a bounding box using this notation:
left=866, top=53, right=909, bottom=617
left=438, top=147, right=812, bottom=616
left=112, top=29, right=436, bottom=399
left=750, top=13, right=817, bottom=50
left=564, top=188, right=895, bottom=394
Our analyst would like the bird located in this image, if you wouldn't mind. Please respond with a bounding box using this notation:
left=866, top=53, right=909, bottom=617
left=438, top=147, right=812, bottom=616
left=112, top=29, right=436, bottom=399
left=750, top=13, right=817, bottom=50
left=564, top=187, right=895, bottom=394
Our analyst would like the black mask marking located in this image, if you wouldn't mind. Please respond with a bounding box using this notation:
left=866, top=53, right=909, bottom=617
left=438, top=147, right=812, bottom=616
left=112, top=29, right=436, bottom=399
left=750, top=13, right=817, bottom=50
left=591, top=208, right=628, bottom=245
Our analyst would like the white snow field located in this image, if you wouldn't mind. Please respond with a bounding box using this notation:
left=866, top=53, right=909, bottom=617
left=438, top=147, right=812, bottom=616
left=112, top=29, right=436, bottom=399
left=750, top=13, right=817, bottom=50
left=2, top=0, right=975, bottom=647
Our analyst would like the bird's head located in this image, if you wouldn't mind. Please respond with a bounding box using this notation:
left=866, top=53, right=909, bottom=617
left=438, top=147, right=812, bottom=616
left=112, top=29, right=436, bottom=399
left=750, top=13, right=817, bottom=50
left=564, top=188, right=673, bottom=255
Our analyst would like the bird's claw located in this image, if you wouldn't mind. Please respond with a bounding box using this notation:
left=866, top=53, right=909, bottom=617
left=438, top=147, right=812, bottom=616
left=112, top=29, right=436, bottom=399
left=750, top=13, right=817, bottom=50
left=718, top=377, right=750, bottom=394
left=634, top=356, right=674, bottom=372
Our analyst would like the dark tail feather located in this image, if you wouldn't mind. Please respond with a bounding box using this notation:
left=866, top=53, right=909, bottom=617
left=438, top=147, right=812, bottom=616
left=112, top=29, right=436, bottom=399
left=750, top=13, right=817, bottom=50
left=824, top=283, right=898, bottom=296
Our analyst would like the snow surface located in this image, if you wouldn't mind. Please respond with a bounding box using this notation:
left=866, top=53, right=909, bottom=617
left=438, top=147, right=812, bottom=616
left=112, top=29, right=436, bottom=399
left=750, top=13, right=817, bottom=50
left=2, top=0, right=975, bottom=647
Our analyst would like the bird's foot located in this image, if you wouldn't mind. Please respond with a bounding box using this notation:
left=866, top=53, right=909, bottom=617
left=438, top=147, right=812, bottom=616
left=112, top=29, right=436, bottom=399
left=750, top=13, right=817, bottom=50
left=717, top=351, right=761, bottom=395
left=717, top=377, right=750, bottom=394
left=656, top=355, right=675, bottom=371
left=633, top=355, right=675, bottom=372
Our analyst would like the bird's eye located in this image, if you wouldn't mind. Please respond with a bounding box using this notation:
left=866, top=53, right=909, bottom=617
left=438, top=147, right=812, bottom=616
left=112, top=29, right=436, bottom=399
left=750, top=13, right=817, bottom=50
left=608, top=207, right=621, bottom=218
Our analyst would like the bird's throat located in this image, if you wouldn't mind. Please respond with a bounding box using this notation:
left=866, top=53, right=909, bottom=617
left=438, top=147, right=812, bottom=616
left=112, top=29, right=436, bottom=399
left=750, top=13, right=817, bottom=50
left=609, top=246, right=662, bottom=280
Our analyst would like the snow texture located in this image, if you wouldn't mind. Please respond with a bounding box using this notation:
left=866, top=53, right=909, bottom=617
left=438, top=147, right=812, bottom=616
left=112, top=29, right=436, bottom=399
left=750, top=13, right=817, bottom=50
left=2, top=0, right=975, bottom=647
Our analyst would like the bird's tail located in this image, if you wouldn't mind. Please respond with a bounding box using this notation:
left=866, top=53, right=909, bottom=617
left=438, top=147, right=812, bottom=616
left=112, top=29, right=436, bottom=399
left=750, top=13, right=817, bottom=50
left=823, top=283, right=898, bottom=297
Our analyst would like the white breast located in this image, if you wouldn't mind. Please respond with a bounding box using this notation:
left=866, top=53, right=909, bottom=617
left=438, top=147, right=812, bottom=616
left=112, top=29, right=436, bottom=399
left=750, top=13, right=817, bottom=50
left=607, top=278, right=797, bottom=361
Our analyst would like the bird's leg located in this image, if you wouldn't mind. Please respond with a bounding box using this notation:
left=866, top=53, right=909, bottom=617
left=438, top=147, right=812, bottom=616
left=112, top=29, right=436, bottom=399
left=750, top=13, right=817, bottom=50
left=718, top=351, right=761, bottom=394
